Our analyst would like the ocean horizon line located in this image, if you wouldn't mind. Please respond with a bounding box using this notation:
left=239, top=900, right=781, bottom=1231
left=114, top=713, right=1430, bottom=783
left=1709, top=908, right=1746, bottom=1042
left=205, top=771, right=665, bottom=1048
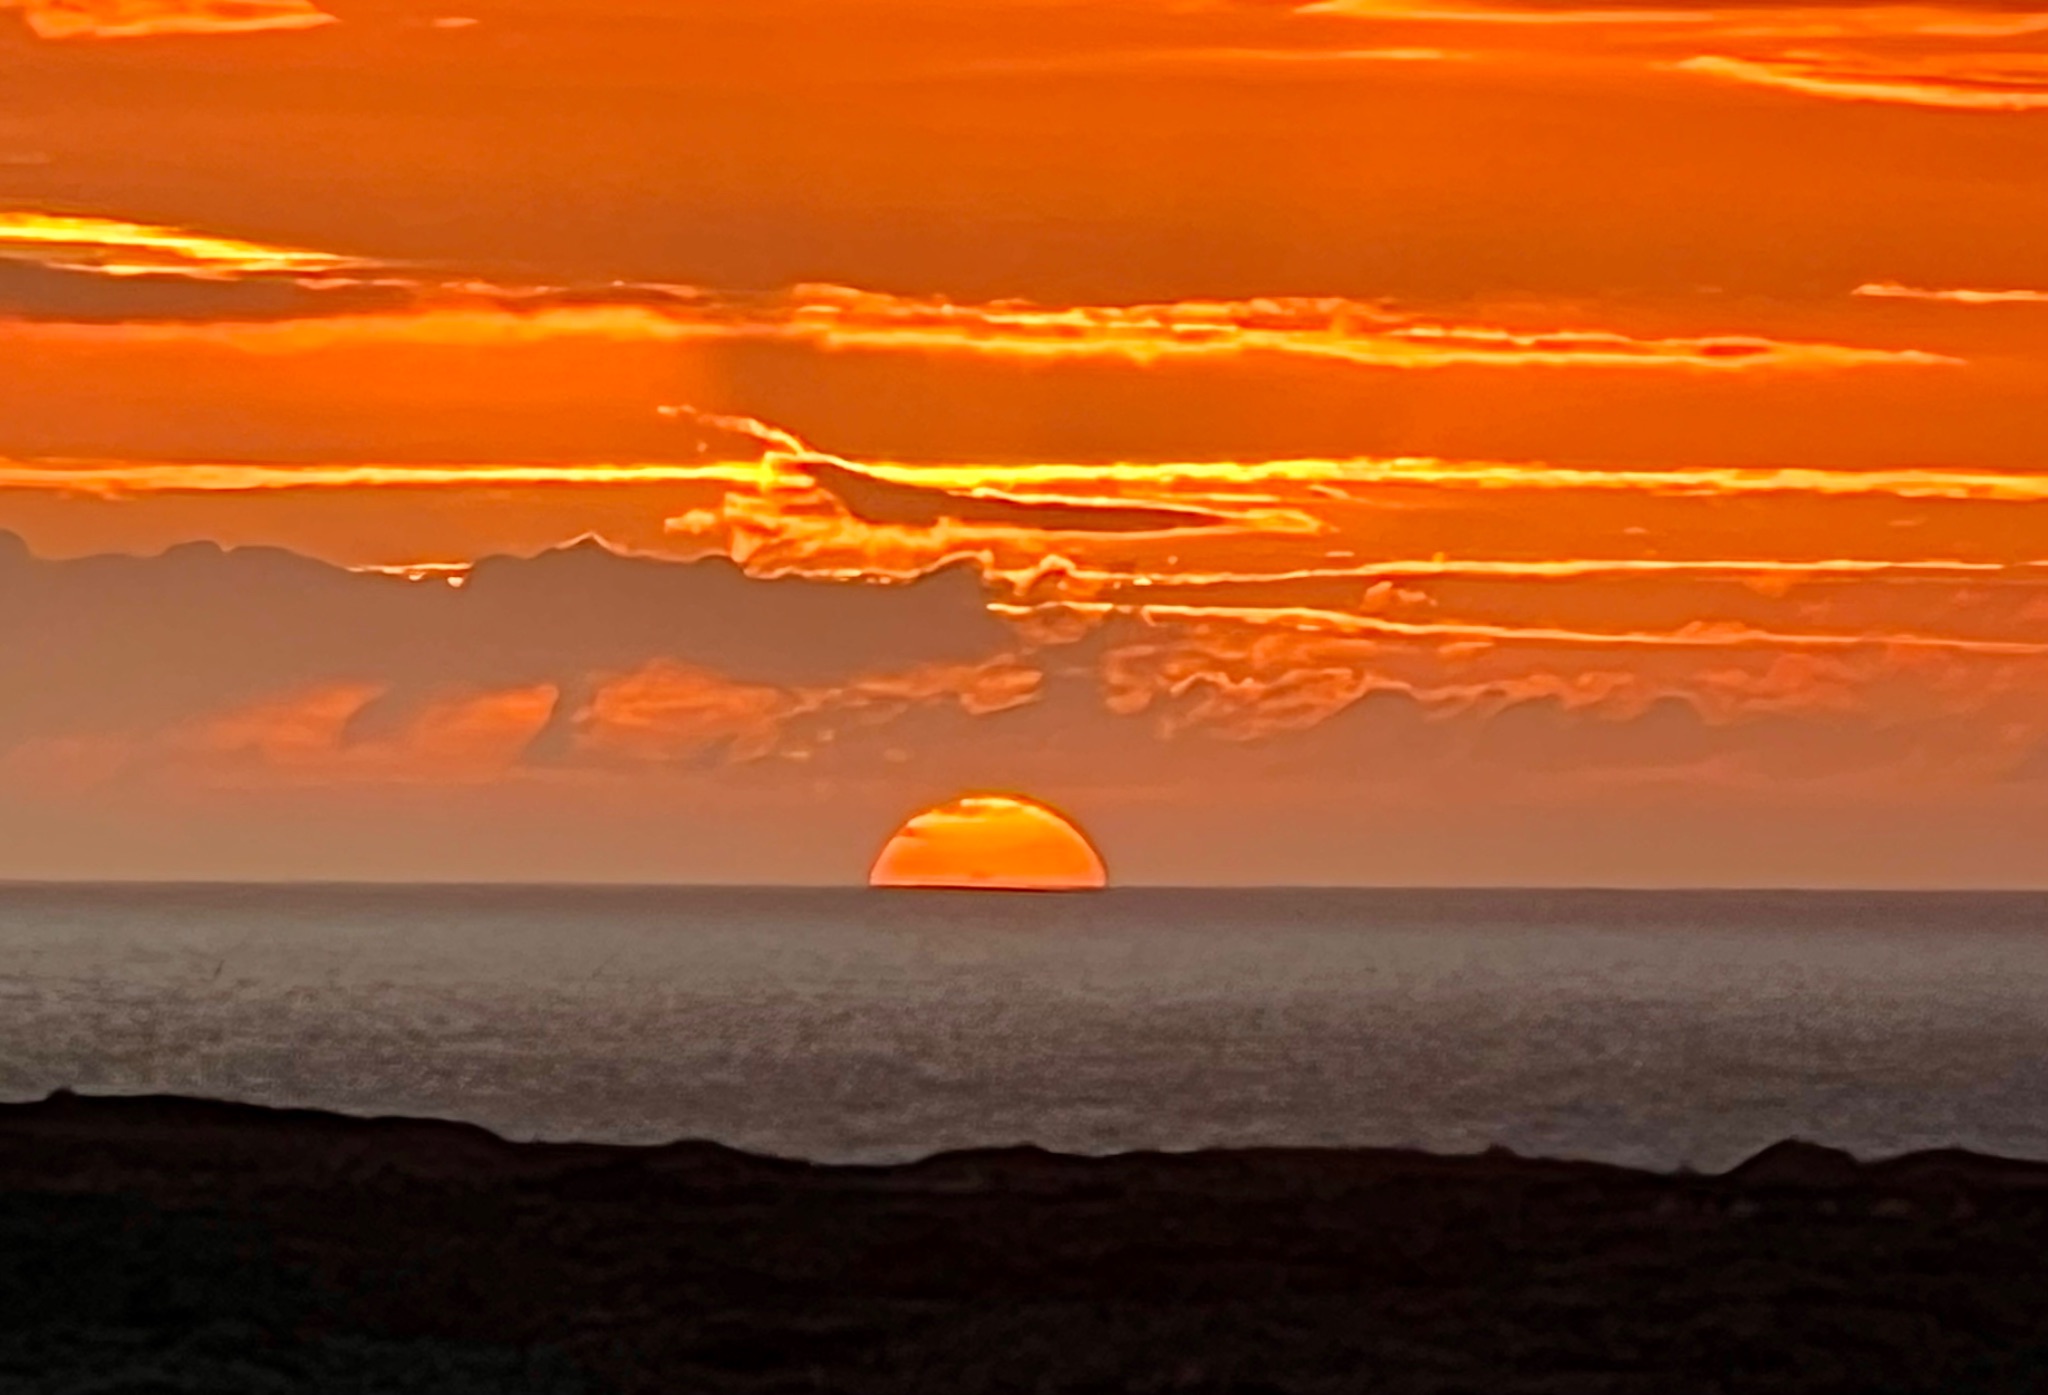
left=4, top=878, right=2048, bottom=897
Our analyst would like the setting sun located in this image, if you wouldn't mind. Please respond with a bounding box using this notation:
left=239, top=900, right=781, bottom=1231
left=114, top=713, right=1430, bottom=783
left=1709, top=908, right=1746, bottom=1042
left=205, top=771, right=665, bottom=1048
left=869, top=795, right=1109, bottom=892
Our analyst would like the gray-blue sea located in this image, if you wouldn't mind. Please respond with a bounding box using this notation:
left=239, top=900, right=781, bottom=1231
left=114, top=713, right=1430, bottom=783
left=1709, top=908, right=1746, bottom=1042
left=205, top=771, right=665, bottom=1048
left=4, top=884, right=2047, bottom=1171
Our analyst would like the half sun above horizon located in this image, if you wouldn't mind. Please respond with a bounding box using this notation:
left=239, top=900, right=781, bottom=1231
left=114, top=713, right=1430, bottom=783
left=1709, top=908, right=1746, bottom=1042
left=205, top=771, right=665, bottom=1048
left=869, top=795, right=1109, bottom=892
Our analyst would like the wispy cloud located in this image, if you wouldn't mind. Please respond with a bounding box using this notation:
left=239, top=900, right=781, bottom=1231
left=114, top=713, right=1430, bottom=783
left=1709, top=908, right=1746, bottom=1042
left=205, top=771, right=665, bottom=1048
left=791, top=456, right=1235, bottom=535
left=1301, top=0, right=2048, bottom=112
left=1855, top=280, right=2048, bottom=303
left=1300, top=1, right=1709, bottom=25
left=1015, top=555, right=2039, bottom=591
left=1002, top=597, right=2048, bottom=655
left=1301, top=0, right=2048, bottom=36
left=1677, top=51, right=2048, bottom=109
left=23, top=425, right=2048, bottom=628
left=760, top=284, right=1954, bottom=370
left=1090, top=619, right=2028, bottom=744
left=0, top=211, right=369, bottom=279
left=0, top=459, right=769, bottom=495
left=0, top=208, right=1961, bottom=371
left=0, top=281, right=1956, bottom=373
left=967, top=44, right=1468, bottom=72
left=1, top=0, right=336, bottom=40
left=9, top=449, right=2048, bottom=506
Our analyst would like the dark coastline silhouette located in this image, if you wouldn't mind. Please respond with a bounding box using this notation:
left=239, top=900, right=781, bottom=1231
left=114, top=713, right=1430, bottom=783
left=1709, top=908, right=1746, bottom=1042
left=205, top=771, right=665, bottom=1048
left=7, top=1091, right=2048, bottom=1392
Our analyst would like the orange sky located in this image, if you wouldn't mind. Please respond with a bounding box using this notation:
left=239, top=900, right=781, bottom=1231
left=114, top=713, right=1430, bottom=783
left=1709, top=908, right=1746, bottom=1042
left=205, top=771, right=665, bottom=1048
left=2, top=0, right=2047, bottom=884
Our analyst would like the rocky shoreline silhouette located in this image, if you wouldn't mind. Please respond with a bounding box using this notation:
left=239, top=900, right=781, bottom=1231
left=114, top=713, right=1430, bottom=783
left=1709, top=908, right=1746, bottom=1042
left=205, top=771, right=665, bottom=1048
left=7, top=1091, right=2048, bottom=1392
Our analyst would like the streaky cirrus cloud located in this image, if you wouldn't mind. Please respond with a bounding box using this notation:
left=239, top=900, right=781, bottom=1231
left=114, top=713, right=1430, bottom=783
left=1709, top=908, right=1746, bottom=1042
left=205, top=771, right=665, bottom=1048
left=1296, top=1, right=1708, bottom=25
left=11, top=450, right=2048, bottom=508
left=0, top=291, right=1949, bottom=372
left=1300, top=0, right=2048, bottom=112
left=1676, top=51, right=2048, bottom=109
left=675, top=426, right=1327, bottom=586
left=964, top=44, right=1469, bottom=72
left=1298, top=0, right=2048, bottom=34
left=1, top=0, right=335, bottom=40
left=1027, top=556, right=2035, bottom=588
left=0, top=212, right=1954, bottom=372
left=9, top=437, right=2048, bottom=603
left=0, top=211, right=370, bottom=279
left=999, top=598, right=2048, bottom=656
left=789, top=457, right=1234, bottom=535
left=758, top=283, right=1957, bottom=371
left=1855, top=280, right=2048, bottom=303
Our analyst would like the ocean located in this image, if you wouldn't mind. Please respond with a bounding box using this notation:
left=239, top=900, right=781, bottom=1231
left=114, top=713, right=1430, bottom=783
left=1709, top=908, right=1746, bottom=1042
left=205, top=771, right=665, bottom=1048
left=3, top=883, right=2046, bottom=1171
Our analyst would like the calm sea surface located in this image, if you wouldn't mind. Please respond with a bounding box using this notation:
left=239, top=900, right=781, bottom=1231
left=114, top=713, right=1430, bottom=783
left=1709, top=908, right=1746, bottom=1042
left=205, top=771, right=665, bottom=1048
left=4, top=884, right=2048, bottom=1171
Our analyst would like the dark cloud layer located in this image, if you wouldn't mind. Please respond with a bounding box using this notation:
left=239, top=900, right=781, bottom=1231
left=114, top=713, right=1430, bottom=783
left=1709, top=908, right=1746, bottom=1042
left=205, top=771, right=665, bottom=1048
left=0, top=260, right=408, bottom=322
left=795, top=458, right=1231, bottom=535
left=0, top=532, right=1012, bottom=741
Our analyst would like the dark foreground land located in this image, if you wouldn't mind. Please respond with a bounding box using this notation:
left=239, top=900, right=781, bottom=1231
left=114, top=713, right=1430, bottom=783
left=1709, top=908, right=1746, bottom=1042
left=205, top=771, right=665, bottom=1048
left=7, top=1095, right=2048, bottom=1393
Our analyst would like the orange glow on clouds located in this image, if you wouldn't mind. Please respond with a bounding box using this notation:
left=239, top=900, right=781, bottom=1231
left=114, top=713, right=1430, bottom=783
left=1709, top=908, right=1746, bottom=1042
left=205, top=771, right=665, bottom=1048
left=0, top=280, right=1948, bottom=374
left=0, top=205, right=1949, bottom=375
left=0, top=212, right=364, bottom=279
left=49, top=659, right=1046, bottom=791
left=1000, top=599, right=2048, bottom=657
left=579, top=658, right=1044, bottom=766
left=869, top=795, right=1109, bottom=891
left=1303, top=0, right=2048, bottom=114
left=10, top=1, right=2048, bottom=886
left=760, top=285, right=1944, bottom=372
left=1855, top=282, right=2048, bottom=306
left=12, top=451, right=2048, bottom=507
left=186, top=682, right=557, bottom=786
left=4, top=0, right=336, bottom=41
left=1677, top=52, right=2048, bottom=111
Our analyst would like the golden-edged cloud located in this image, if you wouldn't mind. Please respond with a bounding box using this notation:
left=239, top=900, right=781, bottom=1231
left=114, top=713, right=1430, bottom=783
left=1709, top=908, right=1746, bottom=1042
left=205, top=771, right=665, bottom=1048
left=969, top=44, right=1469, bottom=71
left=0, top=212, right=367, bottom=280
left=766, top=285, right=1952, bottom=371
left=1298, top=2, right=1708, bottom=25
left=1677, top=51, right=2048, bottom=110
left=1, top=292, right=1947, bottom=371
left=10, top=445, right=2048, bottom=568
left=0, top=208, right=1952, bottom=372
left=3, top=0, right=336, bottom=40
left=1002, top=598, right=2048, bottom=655
left=15, top=446, right=2035, bottom=511
left=1300, top=0, right=2048, bottom=112
left=1, top=289, right=1960, bottom=388
left=1855, top=281, right=2048, bottom=303
left=789, top=456, right=1234, bottom=534
left=1090, top=617, right=2038, bottom=747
